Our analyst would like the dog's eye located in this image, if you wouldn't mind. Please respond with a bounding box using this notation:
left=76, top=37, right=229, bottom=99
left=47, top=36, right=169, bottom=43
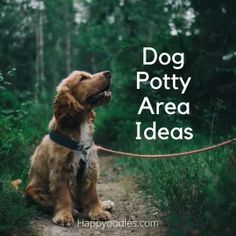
left=80, top=76, right=87, bottom=81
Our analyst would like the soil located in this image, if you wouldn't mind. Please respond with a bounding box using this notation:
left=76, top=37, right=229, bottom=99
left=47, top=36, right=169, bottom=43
left=33, top=156, right=164, bottom=236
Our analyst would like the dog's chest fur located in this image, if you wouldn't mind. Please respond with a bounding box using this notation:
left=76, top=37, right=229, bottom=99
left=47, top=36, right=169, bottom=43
left=72, top=121, right=94, bottom=169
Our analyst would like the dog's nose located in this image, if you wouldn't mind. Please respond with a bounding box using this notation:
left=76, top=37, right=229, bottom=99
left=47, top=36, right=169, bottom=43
left=104, top=71, right=111, bottom=80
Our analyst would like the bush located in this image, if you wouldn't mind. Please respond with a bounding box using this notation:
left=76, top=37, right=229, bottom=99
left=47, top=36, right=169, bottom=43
left=201, top=156, right=236, bottom=236
left=0, top=94, right=50, bottom=235
left=0, top=182, right=37, bottom=236
left=112, top=132, right=235, bottom=236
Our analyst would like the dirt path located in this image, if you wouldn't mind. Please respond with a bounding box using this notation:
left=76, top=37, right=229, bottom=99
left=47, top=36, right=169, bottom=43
left=33, top=156, right=164, bottom=236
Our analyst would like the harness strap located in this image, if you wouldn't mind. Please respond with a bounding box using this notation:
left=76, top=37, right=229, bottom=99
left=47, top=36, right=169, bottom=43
left=49, top=130, right=92, bottom=184
left=49, top=130, right=79, bottom=150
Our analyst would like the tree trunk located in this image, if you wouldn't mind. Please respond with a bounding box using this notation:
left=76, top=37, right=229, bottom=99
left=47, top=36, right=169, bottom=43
left=35, top=0, right=45, bottom=100
left=65, top=0, right=72, bottom=74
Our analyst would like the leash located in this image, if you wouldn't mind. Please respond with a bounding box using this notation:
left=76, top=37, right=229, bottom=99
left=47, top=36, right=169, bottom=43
left=95, top=137, right=236, bottom=159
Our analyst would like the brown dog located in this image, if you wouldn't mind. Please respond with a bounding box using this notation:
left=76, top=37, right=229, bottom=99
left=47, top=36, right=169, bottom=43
left=26, top=70, right=114, bottom=227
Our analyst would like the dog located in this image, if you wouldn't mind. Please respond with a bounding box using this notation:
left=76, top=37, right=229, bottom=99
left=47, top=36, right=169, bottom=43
left=26, top=70, right=114, bottom=227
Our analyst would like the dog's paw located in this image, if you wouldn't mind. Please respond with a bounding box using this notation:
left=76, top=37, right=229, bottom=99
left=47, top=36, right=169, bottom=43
left=89, top=210, right=111, bottom=221
left=52, top=210, right=74, bottom=227
left=102, top=200, right=114, bottom=212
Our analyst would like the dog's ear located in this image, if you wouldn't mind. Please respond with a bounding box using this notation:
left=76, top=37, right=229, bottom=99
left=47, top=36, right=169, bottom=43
left=54, top=85, right=84, bottom=124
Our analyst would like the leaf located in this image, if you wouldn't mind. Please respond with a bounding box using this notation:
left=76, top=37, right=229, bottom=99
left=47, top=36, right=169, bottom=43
left=6, top=68, right=16, bottom=77
left=3, top=81, right=11, bottom=86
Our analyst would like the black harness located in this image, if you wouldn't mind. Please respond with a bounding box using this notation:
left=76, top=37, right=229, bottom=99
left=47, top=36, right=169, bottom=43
left=49, top=130, right=93, bottom=184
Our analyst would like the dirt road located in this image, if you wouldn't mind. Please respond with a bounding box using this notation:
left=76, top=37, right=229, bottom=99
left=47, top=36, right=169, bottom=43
left=33, top=156, right=164, bottom=236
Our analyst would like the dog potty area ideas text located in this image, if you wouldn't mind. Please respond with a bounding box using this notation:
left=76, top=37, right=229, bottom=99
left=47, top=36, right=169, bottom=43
left=135, top=47, right=193, bottom=141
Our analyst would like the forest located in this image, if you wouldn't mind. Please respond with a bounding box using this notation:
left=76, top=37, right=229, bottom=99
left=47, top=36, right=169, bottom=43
left=0, top=0, right=236, bottom=235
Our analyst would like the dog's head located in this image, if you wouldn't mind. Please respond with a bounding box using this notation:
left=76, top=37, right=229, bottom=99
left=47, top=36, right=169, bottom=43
left=54, top=71, right=112, bottom=126
left=57, top=70, right=112, bottom=108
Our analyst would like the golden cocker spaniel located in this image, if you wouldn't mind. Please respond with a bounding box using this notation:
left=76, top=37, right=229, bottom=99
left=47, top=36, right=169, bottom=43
left=26, top=70, right=114, bottom=227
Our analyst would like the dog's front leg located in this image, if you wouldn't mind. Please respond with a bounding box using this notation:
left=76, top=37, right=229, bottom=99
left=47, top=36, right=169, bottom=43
left=50, top=170, right=74, bottom=227
left=86, top=182, right=111, bottom=221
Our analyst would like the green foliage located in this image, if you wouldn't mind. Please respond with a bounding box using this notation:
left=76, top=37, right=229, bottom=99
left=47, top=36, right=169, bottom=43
left=0, top=88, right=50, bottom=234
left=0, top=182, right=37, bottom=236
left=201, top=157, right=236, bottom=236
left=0, top=0, right=236, bottom=235
left=0, top=0, right=35, bottom=89
left=82, top=2, right=236, bottom=234
left=115, top=132, right=235, bottom=236
left=0, top=101, right=49, bottom=176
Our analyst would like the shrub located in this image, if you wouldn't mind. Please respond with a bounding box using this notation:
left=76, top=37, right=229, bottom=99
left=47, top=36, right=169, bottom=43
left=0, top=96, right=50, bottom=235
left=201, top=156, right=236, bottom=236
left=0, top=181, right=37, bottom=236
left=113, top=133, right=235, bottom=236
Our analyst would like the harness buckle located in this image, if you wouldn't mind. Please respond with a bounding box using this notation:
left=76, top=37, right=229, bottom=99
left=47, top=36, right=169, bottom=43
left=75, top=144, right=90, bottom=167
left=76, top=143, right=83, bottom=151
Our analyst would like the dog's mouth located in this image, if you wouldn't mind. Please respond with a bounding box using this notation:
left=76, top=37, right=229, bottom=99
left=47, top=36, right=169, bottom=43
left=86, top=83, right=112, bottom=105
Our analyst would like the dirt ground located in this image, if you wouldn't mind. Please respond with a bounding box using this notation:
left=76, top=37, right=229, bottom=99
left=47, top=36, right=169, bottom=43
left=33, top=156, right=164, bottom=236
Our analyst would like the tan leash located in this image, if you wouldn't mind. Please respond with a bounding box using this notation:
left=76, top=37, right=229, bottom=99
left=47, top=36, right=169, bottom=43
left=11, top=137, right=236, bottom=190
left=95, top=137, right=236, bottom=159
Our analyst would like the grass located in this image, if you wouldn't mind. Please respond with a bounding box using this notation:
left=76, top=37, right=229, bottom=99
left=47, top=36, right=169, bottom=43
left=115, top=135, right=236, bottom=235
left=94, top=94, right=236, bottom=235
left=0, top=98, right=50, bottom=235
left=0, top=182, right=37, bottom=236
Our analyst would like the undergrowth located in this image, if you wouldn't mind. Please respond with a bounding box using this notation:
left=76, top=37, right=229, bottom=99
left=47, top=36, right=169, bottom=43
left=113, top=134, right=236, bottom=236
left=0, top=90, right=50, bottom=235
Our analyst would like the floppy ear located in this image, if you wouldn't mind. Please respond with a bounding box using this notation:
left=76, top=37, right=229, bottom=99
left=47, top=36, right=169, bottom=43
left=54, top=85, right=84, bottom=125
